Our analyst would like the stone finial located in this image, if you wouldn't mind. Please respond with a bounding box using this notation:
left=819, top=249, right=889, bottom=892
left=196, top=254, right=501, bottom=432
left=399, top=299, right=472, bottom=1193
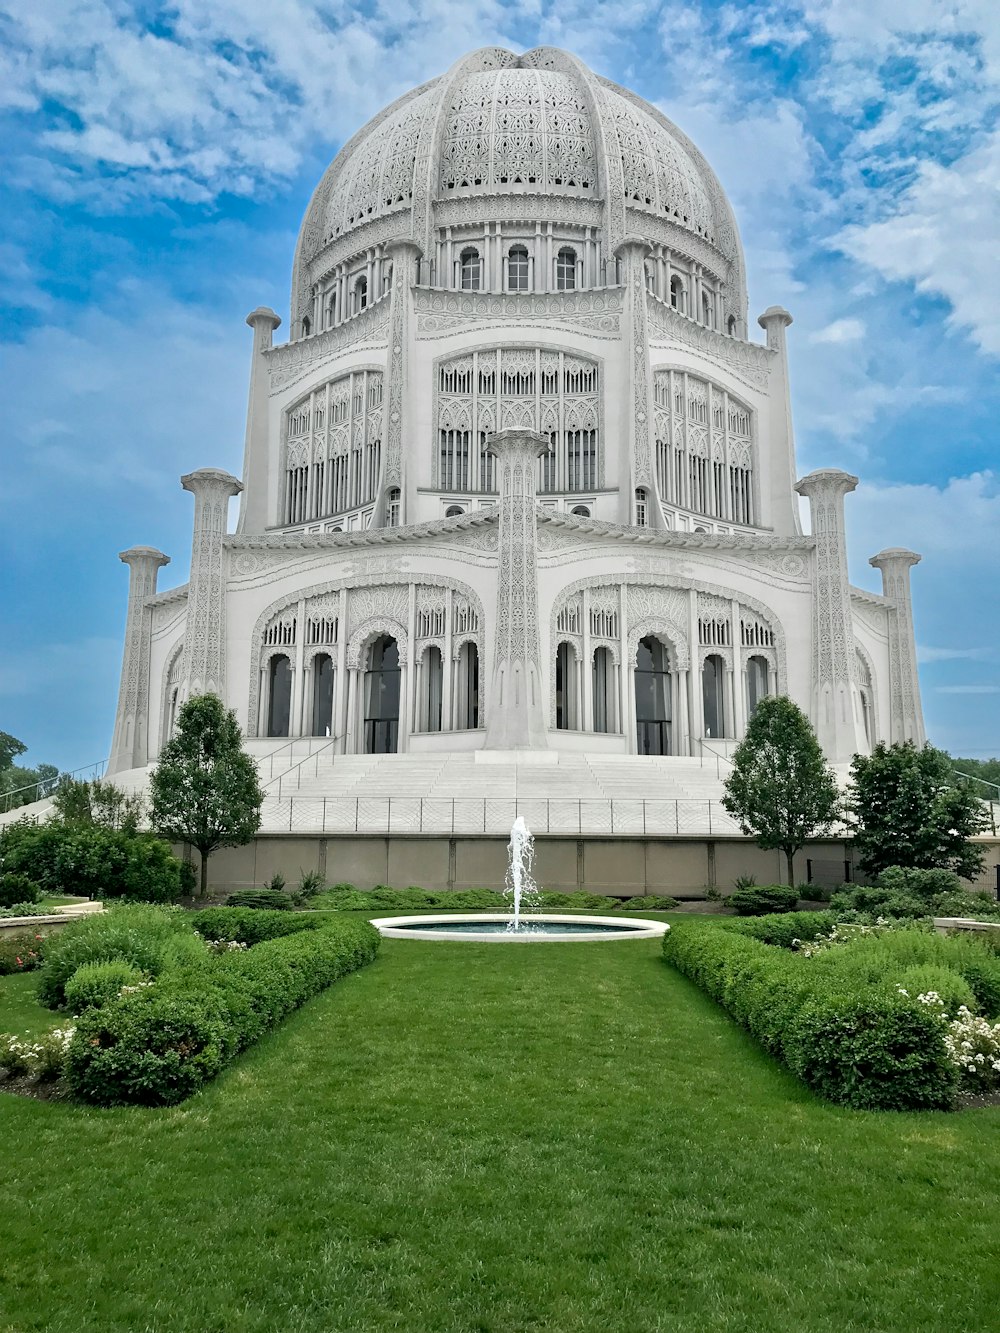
left=119, top=546, right=170, bottom=572
left=245, top=307, right=281, bottom=353
left=795, top=468, right=859, bottom=501
left=758, top=306, right=794, bottom=352
left=869, top=548, right=922, bottom=575
left=181, top=468, right=243, bottom=501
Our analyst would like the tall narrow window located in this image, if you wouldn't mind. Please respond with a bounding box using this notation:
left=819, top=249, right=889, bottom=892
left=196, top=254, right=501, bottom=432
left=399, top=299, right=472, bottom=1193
left=635, top=488, right=648, bottom=527
left=669, top=275, right=684, bottom=310
left=311, top=653, right=334, bottom=737
left=555, top=643, right=577, bottom=730
left=593, top=646, right=614, bottom=733
left=302, top=315, right=311, bottom=337
left=702, top=291, right=713, bottom=327
left=457, top=642, right=480, bottom=728
left=353, top=276, right=368, bottom=313
left=556, top=247, right=577, bottom=291
left=364, top=637, right=400, bottom=753
left=424, top=646, right=443, bottom=733
left=460, top=248, right=481, bottom=290
left=746, top=655, right=769, bottom=719
left=727, top=314, right=736, bottom=336
left=326, top=293, right=337, bottom=327
left=386, top=487, right=400, bottom=528
left=634, top=636, right=670, bottom=755
left=702, top=653, right=725, bottom=739
left=267, top=655, right=292, bottom=738
left=508, top=244, right=529, bottom=291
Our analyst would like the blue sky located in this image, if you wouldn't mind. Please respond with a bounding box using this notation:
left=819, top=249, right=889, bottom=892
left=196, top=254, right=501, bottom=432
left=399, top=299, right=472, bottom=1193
left=1, top=0, right=998, bottom=773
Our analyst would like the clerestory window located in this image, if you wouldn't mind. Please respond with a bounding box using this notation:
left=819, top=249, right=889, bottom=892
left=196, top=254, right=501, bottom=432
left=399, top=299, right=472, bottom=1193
left=556, top=247, right=577, bottom=291
left=508, top=244, right=529, bottom=291
left=460, top=248, right=481, bottom=291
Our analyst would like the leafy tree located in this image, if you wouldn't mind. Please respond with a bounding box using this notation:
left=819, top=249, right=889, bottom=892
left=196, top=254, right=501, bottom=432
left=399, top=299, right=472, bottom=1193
left=0, top=731, right=27, bottom=772
left=53, top=777, right=146, bottom=834
left=722, top=696, right=840, bottom=887
left=848, top=741, right=989, bottom=881
left=149, top=696, right=263, bottom=896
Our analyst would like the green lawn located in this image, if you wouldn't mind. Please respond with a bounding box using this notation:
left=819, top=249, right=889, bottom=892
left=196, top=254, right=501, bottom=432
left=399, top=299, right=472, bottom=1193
left=0, top=931, right=997, bottom=1332
left=0, top=972, right=58, bottom=1039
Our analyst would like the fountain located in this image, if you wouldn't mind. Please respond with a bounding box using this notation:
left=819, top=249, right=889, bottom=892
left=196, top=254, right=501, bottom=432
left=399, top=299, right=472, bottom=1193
left=370, top=818, right=670, bottom=942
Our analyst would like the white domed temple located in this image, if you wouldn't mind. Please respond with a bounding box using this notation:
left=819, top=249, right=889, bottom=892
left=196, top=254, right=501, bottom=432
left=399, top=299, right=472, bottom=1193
left=106, top=47, right=927, bottom=867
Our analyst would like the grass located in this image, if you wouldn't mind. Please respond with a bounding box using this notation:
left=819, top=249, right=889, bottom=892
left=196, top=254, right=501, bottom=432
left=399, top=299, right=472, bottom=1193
left=0, top=928, right=996, bottom=1332
left=0, top=972, right=58, bottom=1038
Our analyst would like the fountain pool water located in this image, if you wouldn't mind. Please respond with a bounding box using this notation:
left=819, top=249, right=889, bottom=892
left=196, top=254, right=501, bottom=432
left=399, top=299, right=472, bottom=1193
left=369, top=819, right=670, bottom=943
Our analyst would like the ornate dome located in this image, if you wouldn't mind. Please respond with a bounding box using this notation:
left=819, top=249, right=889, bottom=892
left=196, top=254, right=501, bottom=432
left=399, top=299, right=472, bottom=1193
left=293, top=47, right=745, bottom=323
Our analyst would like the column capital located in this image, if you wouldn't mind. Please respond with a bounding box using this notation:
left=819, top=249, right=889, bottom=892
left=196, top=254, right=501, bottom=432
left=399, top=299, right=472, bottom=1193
left=869, top=547, right=921, bottom=573
left=119, top=546, right=169, bottom=571
left=181, top=468, right=243, bottom=500
left=613, top=235, right=652, bottom=261
left=795, top=468, right=859, bottom=500
left=384, top=238, right=423, bottom=262
left=485, top=429, right=552, bottom=463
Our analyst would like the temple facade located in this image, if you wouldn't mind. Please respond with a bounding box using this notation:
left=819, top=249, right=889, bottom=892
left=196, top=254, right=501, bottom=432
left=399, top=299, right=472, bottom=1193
left=108, top=46, right=925, bottom=780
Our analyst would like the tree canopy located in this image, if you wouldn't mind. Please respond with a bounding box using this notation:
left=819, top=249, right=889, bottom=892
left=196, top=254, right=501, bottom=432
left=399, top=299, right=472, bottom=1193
left=848, top=741, right=989, bottom=881
left=722, top=696, right=840, bottom=886
left=149, top=696, right=263, bottom=895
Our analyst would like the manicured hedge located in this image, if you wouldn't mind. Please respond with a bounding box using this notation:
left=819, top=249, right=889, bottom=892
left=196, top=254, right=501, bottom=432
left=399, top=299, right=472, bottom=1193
left=64, top=914, right=380, bottom=1107
left=663, top=919, right=957, bottom=1110
left=728, top=885, right=799, bottom=916
left=189, top=907, right=327, bottom=945
left=723, top=911, right=837, bottom=949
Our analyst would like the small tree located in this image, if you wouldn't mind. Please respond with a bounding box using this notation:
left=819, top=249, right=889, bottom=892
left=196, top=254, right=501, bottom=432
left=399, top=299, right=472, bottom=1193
left=722, top=696, right=840, bottom=887
left=848, top=741, right=988, bottom=881
left=53, top=777, right=146, bottom=834
left=150, top=695, right=263, bottom=896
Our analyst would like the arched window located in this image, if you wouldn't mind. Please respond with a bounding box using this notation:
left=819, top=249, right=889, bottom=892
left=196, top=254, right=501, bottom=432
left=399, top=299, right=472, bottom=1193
left=571, top=505, right=591, bottom=517
left=669, top=275, right=684, bottom=310
left=508, top=244, right=529, bottom=291
left=311, top=653, right=334, bottom=737
left=364, top=636, right=400, bottom=753
left=635, top=636, right=671, bottom=755
left=424, top=646, right=443, bottom=733
left=593, top=646, right=615, bottom=733
left=445, top=504, right=465, bottom=517
left=386, top=487, right=400, bottom=528
left=168, top=687, right=179, bottom=739
left=353, top=276, right=368, bottom=313
left=645, top=261, right=656, bottom=292
left=457, top=641, right=479, bottom=728
left=860, top=689, right=873, bottom=746
left=460, top=248, right=481, bottom=290
left=702, top=653, right=725, bottom=739
left=702, top=291, right=713, bottom=327
left=555, top=642, right=578, bottom=730
left=635, top=488, right=648, bottom=527
left=556, top=247, right=577, bottom=291
left=267, top=655, right=292, bottom=737
left=326, top=293, right=337, bottom=327
left=746, top=655, right=769, bottom=719
left=727, top=314, right=737, bottom=336
left=302, top=315, right=311, bottom=337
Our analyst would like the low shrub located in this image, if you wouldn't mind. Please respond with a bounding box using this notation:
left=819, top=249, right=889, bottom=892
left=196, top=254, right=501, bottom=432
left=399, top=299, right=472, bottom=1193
left=37, top=904, right=193, bottom=1009
left=0, top=902, right=50, bottom=919
left=725, top=910, right=836, bottom=949
left=664, top=921, right=957, bottom=1110
left=0, top=872, right=42, bottom=909
left=64, top=960, right=147, bottom=1015
left=224, top=889, right=293, bottom=911
left=879, top=865, right=963, bottom=901
left=728, top=885, right=799, bottom=916
left=190, top=907, right=326, bottom=945
left=0, top=932, right=46, bottom=975
left=0, top=819, right=186, bottom=903
left=608, top=895, right=679, bottom=911
left=894, top=964, right=977, bottom=1015
left=943, top=1007, right=1000, bottom=1091
left=293, top=870, right=326, bottom=902
left=64, top=915, right=380, bottom=1106
left=0, top=1026, right=76, bottom=1081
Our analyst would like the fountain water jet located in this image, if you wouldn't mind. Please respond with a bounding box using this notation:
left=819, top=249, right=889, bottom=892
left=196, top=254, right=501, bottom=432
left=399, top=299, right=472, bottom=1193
left=505, top=815, right=541, bottom=930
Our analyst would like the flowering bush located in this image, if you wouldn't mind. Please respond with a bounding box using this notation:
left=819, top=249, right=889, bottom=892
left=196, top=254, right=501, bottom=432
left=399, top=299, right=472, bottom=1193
left=0, top=932, right=46, bottom=975
left=0, top=1026, right=75, bottom=1080
left=943, top=1007, right=1000, bottom=1091
left=204, top=938, right=249, bottom=955
left=64, top=960, right=148, bottom=1015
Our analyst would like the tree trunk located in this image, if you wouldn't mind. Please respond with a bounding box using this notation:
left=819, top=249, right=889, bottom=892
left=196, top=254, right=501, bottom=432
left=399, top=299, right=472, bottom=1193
left=200, top=851, right=209, bottom=898
left=786, top=849, right=796, bottom=889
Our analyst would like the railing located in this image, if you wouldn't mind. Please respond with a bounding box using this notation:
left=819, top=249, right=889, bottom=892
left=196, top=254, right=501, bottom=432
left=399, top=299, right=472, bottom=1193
left=0, top=759, right=108, bottom=814
left=264, top=737, right=341, bottom=798
left=698, top=740, right=734, bottom=780
left=257, top=795, right=746, bottom=837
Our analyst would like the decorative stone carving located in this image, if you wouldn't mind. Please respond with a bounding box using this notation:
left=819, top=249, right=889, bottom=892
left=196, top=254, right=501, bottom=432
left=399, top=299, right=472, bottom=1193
left=414, top=288, right=622, bottom=339
left=108, top=547, right=170, bottom=774
left=266, top=297, right=390, bottom=394
left=179, top=469, right=242, bottom=702
left=485, top=430, right=551, bottom=748
left=869, top=549, right=926, bottom=746
left=646, top=298, right=771, bottom=390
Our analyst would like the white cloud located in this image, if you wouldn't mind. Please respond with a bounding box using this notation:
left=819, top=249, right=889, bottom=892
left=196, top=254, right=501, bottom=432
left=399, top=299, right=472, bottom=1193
left=809, top=318, right=865, bottom=344
left=918, top=645, right=995, bottom=664
left=936, top=685, right=1000, bottom=695
left=848, top=471, right=1000, bottom=559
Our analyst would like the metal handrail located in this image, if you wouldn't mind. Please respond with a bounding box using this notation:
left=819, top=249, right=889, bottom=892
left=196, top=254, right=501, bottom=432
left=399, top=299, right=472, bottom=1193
left=953, top=769, right=1000, bottom=798
left=698, top=739, right=734, bottom=780
left=267, top=736, right=342, bottom=797
left=0, top=758, right=108, bottom=814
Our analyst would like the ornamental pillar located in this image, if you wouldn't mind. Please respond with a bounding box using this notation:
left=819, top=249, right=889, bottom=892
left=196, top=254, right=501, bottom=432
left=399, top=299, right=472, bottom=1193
left=484, top=430, right=551, bottom=749
left=614, top=236, right=667, bottom=530
left=869, top=549, right=926, bottom=745
left=237, top=307, right=281, bottom=534
left=180, top=468, right=242, bottom=702
left=379, top=239, right=422, bottom=527
left=795, top=469, right=867, bottom=761
left=757, top=306, right=801, bottom=536
left=108, top=546, right=170, bottom=774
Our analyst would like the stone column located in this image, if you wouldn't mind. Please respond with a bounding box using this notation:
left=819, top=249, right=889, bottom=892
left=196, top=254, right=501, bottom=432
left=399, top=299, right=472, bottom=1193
left=379, top=239, right=422, bottom=527
left=484, top=430, right=551, bottom=749
left=237, top=307, right=281, bottom=534
left=180, top=468, right=242, bottom=701
left=757, top=306, right=801, bottom=536
left=869, top=549, right=926, bottom=745
left=108, top=547, right=170, bottom=774
left=795, top=469, right=867, bottom=761
left=614, top=236, right=667, bottom=530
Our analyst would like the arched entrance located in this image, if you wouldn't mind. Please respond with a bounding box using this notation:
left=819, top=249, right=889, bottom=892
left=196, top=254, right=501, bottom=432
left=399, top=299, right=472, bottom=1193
left=364, top=636, right=400, bottom=753
left=311, top=653, right=334, bottom=737
left=634, top=636, right=671, bottom=755
left=267, top=654, right=292, bottom=737
left=702, top=653, right=725, bottom=738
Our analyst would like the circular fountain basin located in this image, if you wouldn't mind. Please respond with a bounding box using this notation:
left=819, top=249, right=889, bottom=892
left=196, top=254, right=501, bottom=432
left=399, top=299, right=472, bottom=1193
left=370, top=913, right=670, bottom=942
